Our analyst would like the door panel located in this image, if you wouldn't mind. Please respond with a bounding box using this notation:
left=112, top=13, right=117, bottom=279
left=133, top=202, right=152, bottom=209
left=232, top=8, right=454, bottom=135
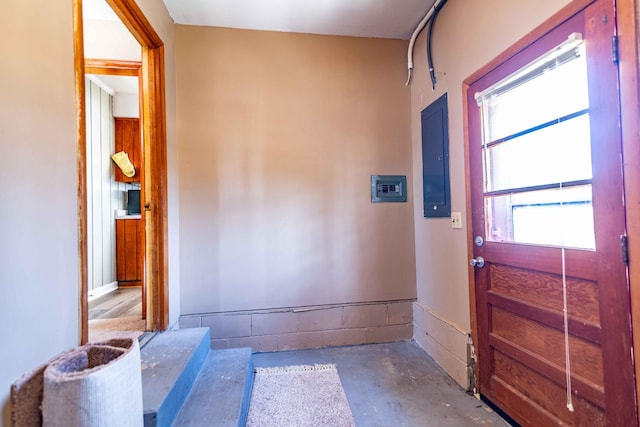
left=489, top=264, right=600, bottom=324
left=467, top=1, right=636, bottom=425
left=492, top=350, right=605, bottom=425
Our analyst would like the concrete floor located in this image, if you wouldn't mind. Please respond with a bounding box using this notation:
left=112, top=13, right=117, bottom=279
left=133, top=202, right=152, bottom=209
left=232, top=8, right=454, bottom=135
left=253, top=341, right=511, bottom=427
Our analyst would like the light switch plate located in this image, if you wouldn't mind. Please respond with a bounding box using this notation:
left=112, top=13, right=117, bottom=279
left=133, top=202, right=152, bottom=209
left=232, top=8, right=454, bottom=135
left=451, top=212, right=462, bottom=229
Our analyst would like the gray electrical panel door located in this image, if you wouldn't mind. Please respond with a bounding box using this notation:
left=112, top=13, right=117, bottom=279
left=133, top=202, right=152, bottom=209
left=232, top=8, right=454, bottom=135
left=421, top=93, right=450, bottom=218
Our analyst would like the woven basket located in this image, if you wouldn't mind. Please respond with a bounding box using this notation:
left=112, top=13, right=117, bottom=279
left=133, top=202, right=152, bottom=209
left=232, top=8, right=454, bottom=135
left=42, top=338, right=143, bottom=427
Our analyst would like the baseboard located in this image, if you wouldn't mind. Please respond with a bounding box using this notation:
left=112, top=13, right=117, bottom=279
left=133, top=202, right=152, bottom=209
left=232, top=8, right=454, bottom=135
left=413, top=302, right=470, bottom=388
left=88, top=281, right=118, bottom=301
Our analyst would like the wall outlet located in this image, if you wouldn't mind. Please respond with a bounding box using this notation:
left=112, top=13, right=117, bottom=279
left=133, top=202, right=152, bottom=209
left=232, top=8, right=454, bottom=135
left=451, top=212, right=462, bottom=229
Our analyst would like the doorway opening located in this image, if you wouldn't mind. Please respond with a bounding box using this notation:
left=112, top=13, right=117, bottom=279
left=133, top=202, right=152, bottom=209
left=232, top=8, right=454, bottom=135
left=74, top=0, right=169, bottom=344
left=85, top=58, right=145, bottom=339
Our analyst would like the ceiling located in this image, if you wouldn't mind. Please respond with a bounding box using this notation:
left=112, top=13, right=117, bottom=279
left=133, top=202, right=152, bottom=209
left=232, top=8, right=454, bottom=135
left=88, top=74, right=138, bottom=95
left=82, top=0, right=435, bottom=94
left=84, top=0, right=435, bottom=40
left=163, top=0, right=434, bottom=39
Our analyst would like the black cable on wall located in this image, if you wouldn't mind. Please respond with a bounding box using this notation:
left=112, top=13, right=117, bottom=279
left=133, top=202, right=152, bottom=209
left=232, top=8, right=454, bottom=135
left=427, top=0, right=448, bottom=90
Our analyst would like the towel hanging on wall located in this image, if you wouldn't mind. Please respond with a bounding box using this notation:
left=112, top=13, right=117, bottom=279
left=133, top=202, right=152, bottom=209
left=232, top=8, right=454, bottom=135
left=111, top=151, right=135, bottom=178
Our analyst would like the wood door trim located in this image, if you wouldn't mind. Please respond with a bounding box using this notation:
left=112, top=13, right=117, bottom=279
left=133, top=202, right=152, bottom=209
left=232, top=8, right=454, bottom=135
left=462, top=81, right=479, bottom=393
left=106, top=0, right=162, bottom=48
left=85, top=58, right=141, bottom=76
left=582, top=1, right=636, bottom=422
left=617, top=0, right=640, bottom=423
left=76, top=0, right=169, bottom=341
left=73, top=0, right=88, bottom=345
left=105, top=0, right=169, bottom=331
left=142, top=44, right=169, bottom=331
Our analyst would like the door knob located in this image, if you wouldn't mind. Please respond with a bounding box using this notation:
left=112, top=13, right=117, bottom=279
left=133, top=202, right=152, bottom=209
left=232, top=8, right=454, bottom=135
left=470, top=257, right=485, bottom=268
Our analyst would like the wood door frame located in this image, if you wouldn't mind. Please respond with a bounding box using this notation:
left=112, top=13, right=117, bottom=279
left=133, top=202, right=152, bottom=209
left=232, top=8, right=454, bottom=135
left=463, top=0, right=640, bottom=417
left=463, top=0, right=596, bottom=393
left=618, top=0, right=640, bottom=423
left=85, top=58, right=141, bottom=76
left=74, top=0, right=169, bottom=344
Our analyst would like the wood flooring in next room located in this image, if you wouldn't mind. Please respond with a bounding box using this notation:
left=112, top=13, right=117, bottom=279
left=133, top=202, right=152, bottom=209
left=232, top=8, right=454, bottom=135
left=89, top=287, right=142, bottom=320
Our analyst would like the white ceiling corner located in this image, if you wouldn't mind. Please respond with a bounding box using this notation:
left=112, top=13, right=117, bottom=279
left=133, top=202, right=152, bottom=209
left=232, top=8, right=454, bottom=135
left=81, top=0, right=436, bottom=92
left=82, top=0, right=435, bottom=39
left=91, top=75, right=139, bottom=95
left=161, top=0, right=436, bottom=39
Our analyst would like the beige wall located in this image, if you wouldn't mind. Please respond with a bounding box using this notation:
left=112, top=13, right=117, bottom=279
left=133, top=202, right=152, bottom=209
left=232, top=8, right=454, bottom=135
left=410, top=0, right=571, bottom=385
left=176, top=26, right=415, bottom=314
left=0, top=1, right=78, bottom=425
left=0, top=2, right=179, bottom=425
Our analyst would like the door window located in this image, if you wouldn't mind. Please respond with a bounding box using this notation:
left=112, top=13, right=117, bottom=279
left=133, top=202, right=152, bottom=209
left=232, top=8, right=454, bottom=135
left=475, top=34, right=595, bottom=249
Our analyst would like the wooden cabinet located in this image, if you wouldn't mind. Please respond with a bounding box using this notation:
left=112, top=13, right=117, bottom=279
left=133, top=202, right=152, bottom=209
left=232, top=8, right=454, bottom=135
left=116, top=218, right=143, bottom=286
left=114, top=118, right=141, bottom=183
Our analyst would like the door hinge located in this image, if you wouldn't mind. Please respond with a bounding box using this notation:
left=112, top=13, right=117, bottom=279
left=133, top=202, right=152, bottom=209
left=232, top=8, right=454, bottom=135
left=612, top=35, right=619, bottom=63
left=621, top=234, right=629, bottom=264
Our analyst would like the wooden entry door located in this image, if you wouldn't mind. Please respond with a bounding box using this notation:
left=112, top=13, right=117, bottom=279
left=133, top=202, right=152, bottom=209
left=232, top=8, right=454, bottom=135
left=466, top=1, right=636, bottom=425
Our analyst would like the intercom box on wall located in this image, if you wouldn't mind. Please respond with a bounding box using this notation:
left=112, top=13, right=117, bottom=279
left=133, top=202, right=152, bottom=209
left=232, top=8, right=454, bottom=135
left=371, top=175, right=407, bottom=203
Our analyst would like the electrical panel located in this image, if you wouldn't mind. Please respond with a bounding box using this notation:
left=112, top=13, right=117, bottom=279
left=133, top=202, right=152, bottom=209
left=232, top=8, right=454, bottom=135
left=421, top=93, right=451, bottom=217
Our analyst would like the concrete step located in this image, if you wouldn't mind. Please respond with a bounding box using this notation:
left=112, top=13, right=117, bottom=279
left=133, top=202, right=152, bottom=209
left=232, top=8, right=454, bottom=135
left=173, top=347, right=255, bottom=427
left=141, top=328, right=211, bottom=427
